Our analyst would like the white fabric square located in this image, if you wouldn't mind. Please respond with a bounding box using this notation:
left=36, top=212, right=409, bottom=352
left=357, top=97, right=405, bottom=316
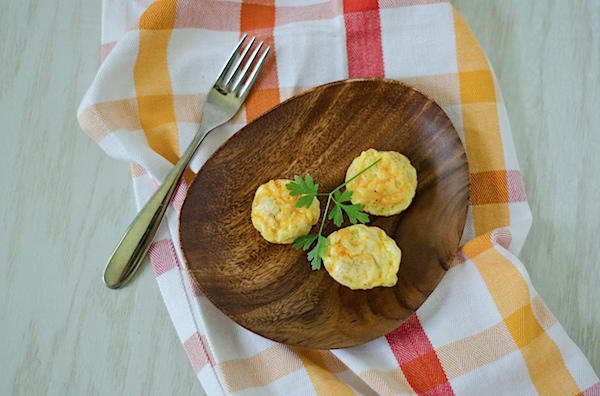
left=156, top=267, right=202, bottom=342
left=98, top=129, right=175, bottom=186
left=184, top=122, right=243, bottom=173
left=274, top=17, right=348, bottom=88
left=497, top=103, right=520, bottom=170
left=460, top=204, right=476, bottom=246
left=80, top=32, right=140, bottom=106
left=197, top=295, right=278, bottom=361
left=101, top=0, right=154, bottom=44
left=418, top=260, right=504, bottom=346
left=198, top=365, right=227, bottom=396
left=168, top=29, right=242, bottom=96
left=441, top=104, right=465, bottom=144
left=132, top=171, right=156, bottom=209
left=450, top=350, right=538, bottom=395
left=380, top=3, right=458, bottom=78
left=508, top=201, right=533, bottom=255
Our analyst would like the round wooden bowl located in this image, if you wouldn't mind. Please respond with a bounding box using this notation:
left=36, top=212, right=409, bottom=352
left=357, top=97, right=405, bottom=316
left=179, top=79, right=470, bottom=349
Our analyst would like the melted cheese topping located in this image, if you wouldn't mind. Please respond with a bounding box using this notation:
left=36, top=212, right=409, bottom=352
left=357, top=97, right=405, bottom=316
left=323, top=224, right=401, bottom=290
left=345, top=149, right=417, bottom=216
left=251, top=179, right=320, bottom=244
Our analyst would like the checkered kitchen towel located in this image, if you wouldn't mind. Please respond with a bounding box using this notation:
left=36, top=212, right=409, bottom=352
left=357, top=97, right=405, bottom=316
left=78, top=0, right=600, bottom=394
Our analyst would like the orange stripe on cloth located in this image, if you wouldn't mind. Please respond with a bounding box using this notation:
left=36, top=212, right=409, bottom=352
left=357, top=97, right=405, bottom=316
left=470, top=170, right=510, bottom=205
left=245, top=87, right=280, bottom=122
left=218, top=344, right=304, bottom=392
left=436, top=321, right=518, bottom=379
left=240, top=1, right=281, bottom=122
left=293, top=349, right=355, bottom=395
left=466, top=244, right=580, bottom=394
left=78, top=98, right=142, bottom=142
left=399, top=73, right=461, bottom=107
left=134, top=0, right=178, bottom=166
left=241, top=2, right=275, bottom=31
left=79, top=95, right=226, bottom=143
left=435, top=297, right=561, bottom=381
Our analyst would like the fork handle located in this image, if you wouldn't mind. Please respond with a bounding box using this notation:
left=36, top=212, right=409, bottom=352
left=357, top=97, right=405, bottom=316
left=103, top=126, right=210, bottom=289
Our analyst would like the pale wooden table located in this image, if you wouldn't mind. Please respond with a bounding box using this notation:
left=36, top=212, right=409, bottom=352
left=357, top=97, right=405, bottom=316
left=452, top=0, right=600, bottom=375
left=1, top=1, right=597, bottom=394
left=0, top=1, right=206, bottom=395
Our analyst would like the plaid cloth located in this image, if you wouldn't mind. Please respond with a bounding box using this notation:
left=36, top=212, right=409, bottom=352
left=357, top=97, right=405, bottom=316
left=78, top=0, right=600, bottom=394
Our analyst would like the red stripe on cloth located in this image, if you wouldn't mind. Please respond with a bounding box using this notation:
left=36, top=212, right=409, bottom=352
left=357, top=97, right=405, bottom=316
left=387, top=314, right=455, bottom=395
left=185, top=269, right=204, bottom=297
left=148, top=237, right=202, bottom=296
left=344, top=0, right=379, bottom=12
left=490, top=228, right=512, bottom=251
left=184, top=332, right=216, bottom=373
left=470, top=170, right=527, bottom=205
left=171, top=179, right=188, bottom=214
left=343, top=0, right=385, bottom=78
left=448, top=247, right=468, bottom=269
left=582, top=382, right=600, bottom=395
left=507, top=170, right=527, bottom=202
left=148, top=238, right=181, bottom=276
left=101, top=42, right=117, bottom=63
left=174, top=0, right=240, bottom=30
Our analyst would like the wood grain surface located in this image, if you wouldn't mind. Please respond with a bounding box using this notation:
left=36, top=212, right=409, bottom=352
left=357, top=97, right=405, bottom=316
left=180, top=80, right=469, bottom=349
left=1, top=1, right=598, bottom=394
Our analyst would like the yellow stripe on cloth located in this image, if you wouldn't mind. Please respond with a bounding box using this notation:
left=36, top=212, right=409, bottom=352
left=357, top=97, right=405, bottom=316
left=464, top=237, right=580, bottom=395
left=134, top=0, right=196, bottom=183
left=453, top=8, right=510, bottom=235
left=293, top=348, right=356, bottom=396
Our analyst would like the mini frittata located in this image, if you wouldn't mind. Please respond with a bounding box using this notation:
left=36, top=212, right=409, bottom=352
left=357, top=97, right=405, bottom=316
left=323, top=224, right=401, bottom=290
left=251, top=179, right=320, bottom=244
left=345, top=149, right=417, bottom=216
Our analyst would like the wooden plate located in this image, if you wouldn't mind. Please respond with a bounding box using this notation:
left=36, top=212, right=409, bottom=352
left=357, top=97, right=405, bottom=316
left=179, top=79, right=469, bottom=349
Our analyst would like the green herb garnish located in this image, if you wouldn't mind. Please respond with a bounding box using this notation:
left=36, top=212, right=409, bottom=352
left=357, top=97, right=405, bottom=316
left=286, top=159, right=381, bottom=270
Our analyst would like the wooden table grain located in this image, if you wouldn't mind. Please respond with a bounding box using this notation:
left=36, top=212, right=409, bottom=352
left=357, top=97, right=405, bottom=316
left=0, top=1, right=597, bottom=394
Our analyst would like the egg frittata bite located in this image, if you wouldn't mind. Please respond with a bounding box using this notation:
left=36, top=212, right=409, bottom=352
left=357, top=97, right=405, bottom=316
left=323, top=224, right=401, bottom=290
left=251, top=179, right=320, bottom=244
left=345, top=149, right=417, bottom=216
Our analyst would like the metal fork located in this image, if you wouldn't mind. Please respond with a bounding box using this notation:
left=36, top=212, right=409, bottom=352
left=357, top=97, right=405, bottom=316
left=103, top=34, right=270, bottom=289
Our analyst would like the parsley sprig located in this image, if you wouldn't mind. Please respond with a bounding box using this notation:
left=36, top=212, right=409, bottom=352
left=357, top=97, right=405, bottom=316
left=285, top=159, right=381, bottom=270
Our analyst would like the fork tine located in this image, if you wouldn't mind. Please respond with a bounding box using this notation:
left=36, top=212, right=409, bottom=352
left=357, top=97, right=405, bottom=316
left=223, top=36, right=256, bottom=89
left=238, top=46, right=271, bottom=100
left=214, top=33, right=248, bottom=86
left=230, top=42, right=264, bottom=94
